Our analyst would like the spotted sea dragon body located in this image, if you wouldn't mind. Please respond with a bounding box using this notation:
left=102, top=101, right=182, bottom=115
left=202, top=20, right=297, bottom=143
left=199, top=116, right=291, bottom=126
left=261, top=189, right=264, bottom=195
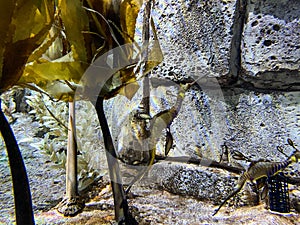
left=213, top=139, right=300, bottom=216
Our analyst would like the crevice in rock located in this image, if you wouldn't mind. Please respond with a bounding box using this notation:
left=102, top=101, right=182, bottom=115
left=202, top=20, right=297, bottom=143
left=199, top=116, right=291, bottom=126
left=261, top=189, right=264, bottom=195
left=237, top=69, right=300, bottom=92
left=155, top=155, right=245, bottom=174
left=225, top=0, right=248, bottom=85
left=219, top=69, right=300, bottom=93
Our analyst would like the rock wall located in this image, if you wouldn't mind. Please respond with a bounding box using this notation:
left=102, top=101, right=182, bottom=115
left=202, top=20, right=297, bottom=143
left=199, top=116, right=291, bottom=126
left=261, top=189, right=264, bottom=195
left=112, top=0, right=300, bottom=209
left=148, top=0, right=300, bottom=160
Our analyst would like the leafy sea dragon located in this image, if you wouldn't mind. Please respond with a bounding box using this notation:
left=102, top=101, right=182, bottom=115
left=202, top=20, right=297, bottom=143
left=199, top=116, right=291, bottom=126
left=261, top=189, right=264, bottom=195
left=125, top=81, right=195, bottom=193
left=213, top=138, right=300, bottom=216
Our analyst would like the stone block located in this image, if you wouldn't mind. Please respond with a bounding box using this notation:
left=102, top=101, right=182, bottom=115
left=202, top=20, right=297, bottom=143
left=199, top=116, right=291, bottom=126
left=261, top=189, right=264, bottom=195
left=152, top=0, right=236, bottom=80
left=146, top=161, right=236, bottom=203
left=241, top=0, right=300, bottom=89
left=222, top=90, right=300, bottom=162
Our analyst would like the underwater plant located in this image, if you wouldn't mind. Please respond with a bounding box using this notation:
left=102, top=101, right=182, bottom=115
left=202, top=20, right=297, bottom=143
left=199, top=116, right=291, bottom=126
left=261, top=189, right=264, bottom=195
left=0, top=1, right=56, bottom=224
left=26, top=92, right=101, bottom=176
left=1, top=0, right=163, bottom=223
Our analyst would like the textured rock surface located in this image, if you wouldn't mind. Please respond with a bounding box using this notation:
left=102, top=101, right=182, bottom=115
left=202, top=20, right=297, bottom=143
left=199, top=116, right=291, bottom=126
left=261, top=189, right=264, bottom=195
left=147, top=161, right=238, bottom=204
left=152, top=0, right=236, bottom=80
left=222, top=90, right=299, bottom=160
left=170, top=85, right=228, bottom=161
left=145, top=0, right=300, bottom=162
left=151, top=0, right=300, bottom=89
left=241, top=0, right=300, bottom=89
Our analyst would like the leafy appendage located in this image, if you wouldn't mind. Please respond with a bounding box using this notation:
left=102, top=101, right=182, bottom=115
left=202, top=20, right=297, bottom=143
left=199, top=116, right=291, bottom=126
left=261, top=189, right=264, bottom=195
left=0, top=0, right=54, bottom=92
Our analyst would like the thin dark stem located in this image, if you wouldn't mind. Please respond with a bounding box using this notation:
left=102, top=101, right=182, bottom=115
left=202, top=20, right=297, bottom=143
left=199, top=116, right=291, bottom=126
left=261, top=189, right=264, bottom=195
left=0, top=99, right=35, bottom=225
left=95, top=97, right=137, bottom=225
left=141, top=0, right=151, bottom=115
